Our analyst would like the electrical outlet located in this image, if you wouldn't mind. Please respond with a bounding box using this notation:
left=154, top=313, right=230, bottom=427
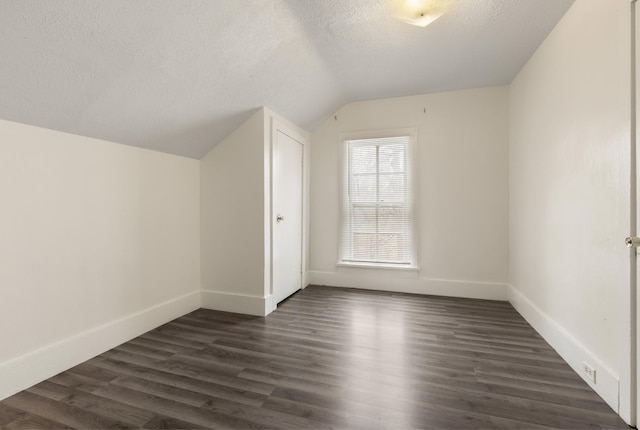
left=583, top=362, right=596, bottom=384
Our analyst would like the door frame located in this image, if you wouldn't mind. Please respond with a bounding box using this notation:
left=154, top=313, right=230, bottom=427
left=265, top=112, right=310, bottom=314
left=621, top=0, right=638, bottom=425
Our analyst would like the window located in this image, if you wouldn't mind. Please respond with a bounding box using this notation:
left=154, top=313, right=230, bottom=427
left=340, top=132, right=416, bottom=268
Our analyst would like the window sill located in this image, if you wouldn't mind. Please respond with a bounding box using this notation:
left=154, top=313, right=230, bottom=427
left=336, top=261, right=420, bottom=272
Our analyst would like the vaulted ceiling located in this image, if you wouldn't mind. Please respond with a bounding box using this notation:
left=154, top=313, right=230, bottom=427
left=0, top=0, right=573, bottom=158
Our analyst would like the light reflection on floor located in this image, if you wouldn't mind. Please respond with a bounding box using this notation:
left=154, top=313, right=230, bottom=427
left=345, top=302, right=412, bottom=427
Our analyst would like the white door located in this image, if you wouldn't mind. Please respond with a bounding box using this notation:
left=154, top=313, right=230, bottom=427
left=272, top=129, right=303, bottom=304
left=617, top=2, right=640, bottom=423
left=632, top=1, right=639, bottom=424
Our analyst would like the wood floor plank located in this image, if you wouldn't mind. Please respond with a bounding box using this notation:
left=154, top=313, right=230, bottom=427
left=4, top=413, right=73, bottom=429
left=26, top=381, right=74, bottom=402
left=0, top=285, right=629, bottom=429
left=127, top=335, right=205, bottom=356
left=110, top=376, right=212, bottom=407
left=141, top=415, right=205, bottom=429
left=0, top=403, right=26, bottom=427
left=114, top=342, right=175, bottom=361
left=90, top=355, right=275, bottom=396
left=94, top=383, right=313, bottom=429
left=48, top=370, right=111, bottom=392
left=90, top=359, right=269, bottom=407
left=61, top=390, right=155, bottom=427
left=66, top=362, right=121, bottom=383
left=475, top=373, right=598, bottom=399
left=140, top=330, right=210, bottom=350
left=201, top=395, right=330, bottom=429
left=2, top=391, right=135, bottom=429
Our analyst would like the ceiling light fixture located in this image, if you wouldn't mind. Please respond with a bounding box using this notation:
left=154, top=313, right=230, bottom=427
left=391, top=0, right=455, bottom=28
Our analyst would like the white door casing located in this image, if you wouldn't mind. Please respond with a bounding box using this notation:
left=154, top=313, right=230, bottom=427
left=272, top=128, right=304, bottom=304
left=625, top=0, right=638, bottom=425
left=634, top=0, right=639, bottom=424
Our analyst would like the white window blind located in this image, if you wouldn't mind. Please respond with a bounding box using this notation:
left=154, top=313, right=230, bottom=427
left=340, top=135, right=415, bottom=266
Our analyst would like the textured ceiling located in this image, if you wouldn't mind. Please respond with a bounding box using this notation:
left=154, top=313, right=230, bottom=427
left=0, top=0, right=573, bottom=159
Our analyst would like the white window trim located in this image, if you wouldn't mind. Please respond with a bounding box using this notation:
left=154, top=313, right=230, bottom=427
left=336, top=261, right=420, bottom=271
left=337, top=127, right=419, bottom=270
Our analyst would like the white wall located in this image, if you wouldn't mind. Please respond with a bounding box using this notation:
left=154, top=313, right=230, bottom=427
left=200, top=109, right=267, bottom=314
left=0, top=119, right=201, bottom=400
left=309, top=86, right=509, bottom=299
left=200, top=108, right=310, bottom=316
left=509, top=0, right=630, bottom=416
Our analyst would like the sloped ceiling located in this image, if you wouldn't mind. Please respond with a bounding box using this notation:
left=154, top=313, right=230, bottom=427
left=0, top=0, right=573, bottom=159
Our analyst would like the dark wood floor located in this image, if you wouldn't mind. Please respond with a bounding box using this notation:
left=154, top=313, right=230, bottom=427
left=0, top=285, right=629, bottom=429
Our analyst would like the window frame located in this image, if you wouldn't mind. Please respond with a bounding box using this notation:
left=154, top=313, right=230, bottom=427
left=337, top=128, right=419, bottom=270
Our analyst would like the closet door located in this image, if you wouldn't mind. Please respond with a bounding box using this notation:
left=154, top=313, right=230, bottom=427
left=272, top=128, right=304, bottom=304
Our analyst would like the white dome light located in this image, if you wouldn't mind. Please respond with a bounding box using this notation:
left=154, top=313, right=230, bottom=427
left=391, top=0, right=455, bottom=27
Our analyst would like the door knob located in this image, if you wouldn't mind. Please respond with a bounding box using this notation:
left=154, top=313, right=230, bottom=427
left=625, top=236, right=640, bottom=247
left=276, top=214, right=285, bottom=223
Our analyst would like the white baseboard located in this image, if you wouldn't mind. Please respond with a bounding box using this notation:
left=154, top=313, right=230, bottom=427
left=308, top=270, right=508, bottom=301
left=265, top=294, right=276, bottom=314
left=507, top=285, right=619, bottom=412
left=201, top=290, right=272, bottom=316
left=0, top=291, right=200, bottom=402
